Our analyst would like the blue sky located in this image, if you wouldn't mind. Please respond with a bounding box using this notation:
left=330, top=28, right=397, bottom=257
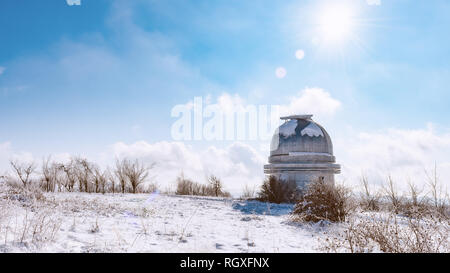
left=1, top=0, right=450, bottom=191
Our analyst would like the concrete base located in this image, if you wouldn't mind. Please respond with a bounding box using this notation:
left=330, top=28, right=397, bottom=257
left=264, top=163, right=340, bottom=190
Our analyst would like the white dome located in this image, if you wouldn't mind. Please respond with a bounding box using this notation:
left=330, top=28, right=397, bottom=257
left=270, top=116, right=334, bottom=160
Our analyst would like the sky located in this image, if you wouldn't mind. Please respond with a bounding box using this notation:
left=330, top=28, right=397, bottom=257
left=1, top=0, right=450, bottom=195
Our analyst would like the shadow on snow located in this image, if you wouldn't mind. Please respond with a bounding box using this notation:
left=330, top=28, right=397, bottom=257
left=232, top=200, right=294, bottom=216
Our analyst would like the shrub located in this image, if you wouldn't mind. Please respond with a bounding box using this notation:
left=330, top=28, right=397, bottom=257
left=140, top=182, right=159, bottom=193
left=175, top=174, right=196, bottom=195
left=175, top=173, right=230, bottom=197
left=4, top=180, right=45, bottom=203
left=258, top=176, right=299, bottom=204
left=382, top=176, right=403, bottom=213
left=292, top=179, right=351, bottom=223
left=359, top=176, right=380, bottom=211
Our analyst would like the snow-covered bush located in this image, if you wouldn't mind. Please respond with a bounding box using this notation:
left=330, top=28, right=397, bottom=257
left=3, top=179, right=45, bottom=203
left=258, top=176, right=299, bottom=204
left=292, top=179, right=351, bottom=222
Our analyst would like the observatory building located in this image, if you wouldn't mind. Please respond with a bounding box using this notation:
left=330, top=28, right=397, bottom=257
left=264, top=115, right=340, bottom=189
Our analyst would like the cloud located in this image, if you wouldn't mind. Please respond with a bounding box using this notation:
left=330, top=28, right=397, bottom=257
left=279, top=88, right=342, bottom=118
left=0, top=66, right=5, bottom=75
left=0, top=142, right=75, bottom=176
left=112, top=123, right=450, bottom=197
left=66, top=0, right=81, bottom=6
left=174, top=88, right=341, bottom=142
left=0, top=142, right=35, bottom=175
left=1, top=1, right=215, bottom=98
left=0, top=0, right=222, bottom=154
left=3, top=122, right=450, bottom=197
left=216, top=93, right=247, bottom=114
left=366, top=0, right=381, bottom=6
left=182, top=88, right=341, bottom=119
left=335, top=124, right=450, bottom=192
left=111, top=141, right=266, bottom=195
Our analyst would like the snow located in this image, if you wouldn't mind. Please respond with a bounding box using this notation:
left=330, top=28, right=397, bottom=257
left=1, top=188, right=447, bottom=253
left=279, top=120, right=298, bottom=138
left=0, top=192, right=327, bottom=253
left=301, top=122, right=324, bottom=138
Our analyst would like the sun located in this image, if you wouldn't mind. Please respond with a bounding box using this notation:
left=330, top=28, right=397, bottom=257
left=317, top=4, right=355, bottom=44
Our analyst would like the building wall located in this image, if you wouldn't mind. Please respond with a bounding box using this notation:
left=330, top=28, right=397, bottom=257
left=269, top=171, right=335, bottom=190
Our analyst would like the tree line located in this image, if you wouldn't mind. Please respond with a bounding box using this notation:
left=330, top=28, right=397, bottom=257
left=2, top=157, right=156, bottom=194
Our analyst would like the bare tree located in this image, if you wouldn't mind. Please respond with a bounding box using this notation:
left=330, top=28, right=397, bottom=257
left=208, top=175, right=222, bottom=197
left=107, top=168, right=116, bottom=194
left=425, top=164, right=448, bottom=215
left=114, top=159, right=128, bottom=194
left=93, top=166, right=108, bottom=194
left=41, top=156, right=56, bottom=192
left=73, top=157, right=94, bottom=193
left=60, top=161, right=76, bottom=192
left=382, top=175, right=402, bottom=212
left=10, top=160, right=36, bottom=187
left=51, top=162, right=65, bottom=192
left=407, top=180, right=424, bottom=207
left=123, top=159, right=154, bottom=194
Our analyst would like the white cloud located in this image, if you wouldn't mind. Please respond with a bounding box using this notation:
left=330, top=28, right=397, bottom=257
left=216, top=93, right=247, bottom=114
left=366, top=0, right=381, bottom=6
left=279, top=88, right=342, bottom=118
left=189, top=88, right=341, bottom=119
left=66, top=0, right=81, bottom=6
left=336, top=124, right=450, bottom=192
left=111, top=141, right=266, bottom=196
left=0, top=142, right=35, bottom=175
left=0, top=142, right=76, bottom=176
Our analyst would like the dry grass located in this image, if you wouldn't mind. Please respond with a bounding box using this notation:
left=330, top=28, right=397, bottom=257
left=359, top=175, right=381, bottom=211
left=322, top=211, right=449, bottom=253
left=319, top=171, right=449, bottom=253
left=0, top=198, right=62, bottom=249
left=240, top=184, right=257, bottom=200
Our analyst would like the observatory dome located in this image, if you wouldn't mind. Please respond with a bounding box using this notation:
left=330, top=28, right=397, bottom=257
left=269, top=115, right=335, bottom=164
left=264, top=115, right=340, bottom=189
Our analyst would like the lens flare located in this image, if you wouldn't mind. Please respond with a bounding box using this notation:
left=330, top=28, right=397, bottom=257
left=317, top=4, right=355, bottom=44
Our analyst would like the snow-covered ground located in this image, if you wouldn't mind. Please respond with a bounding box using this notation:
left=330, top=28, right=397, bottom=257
left=0, top=191, right=329, bottom=253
